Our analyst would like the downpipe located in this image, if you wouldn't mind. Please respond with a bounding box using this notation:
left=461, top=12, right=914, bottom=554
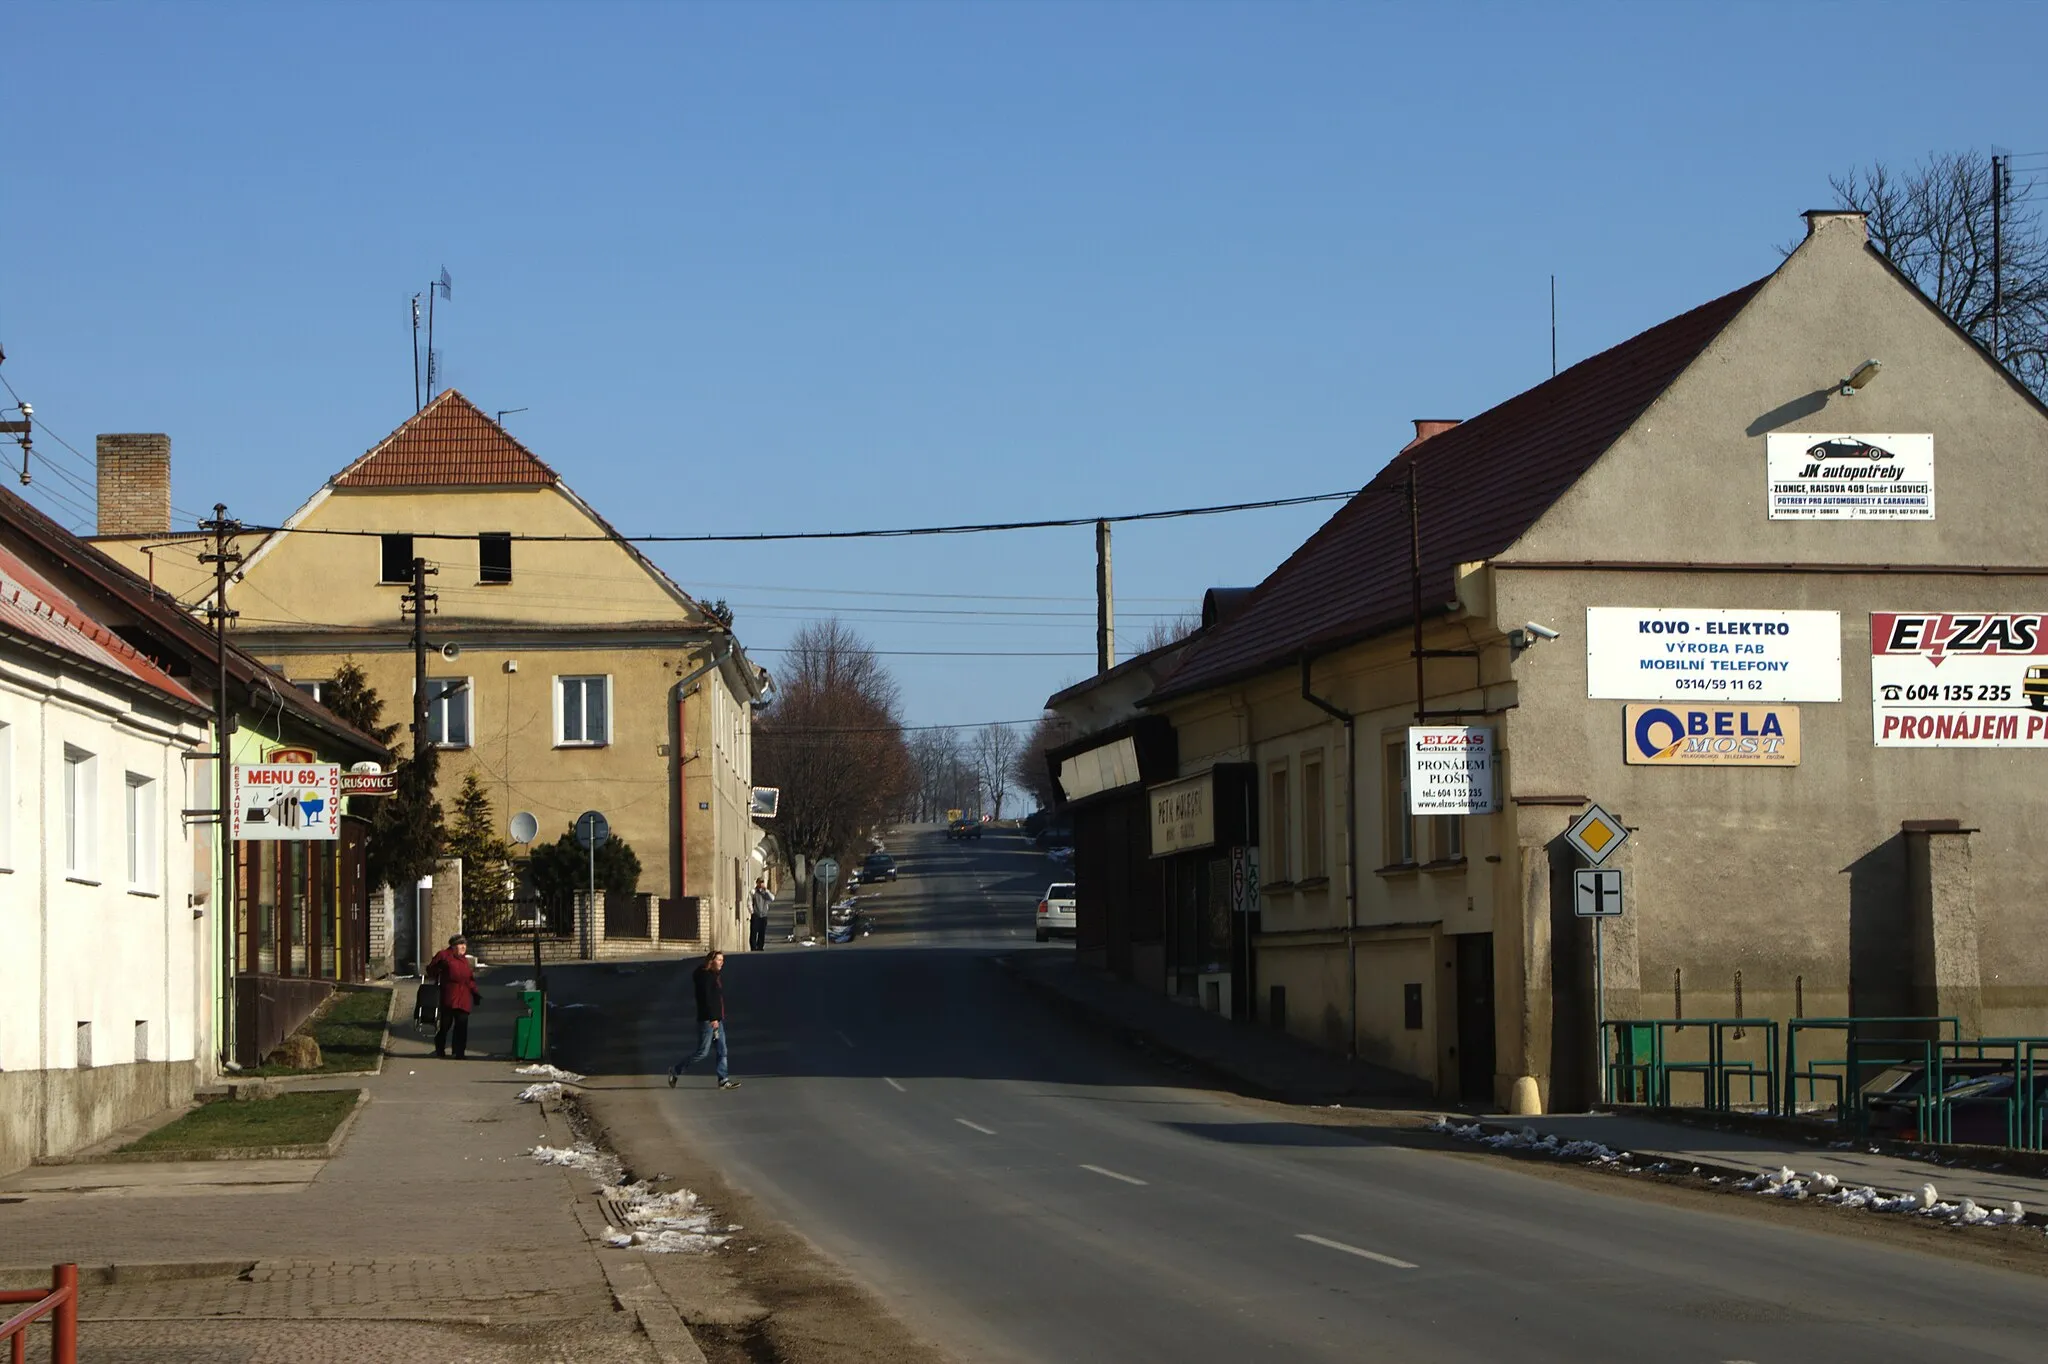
left=1300, top=652, right=1359, bottom=1060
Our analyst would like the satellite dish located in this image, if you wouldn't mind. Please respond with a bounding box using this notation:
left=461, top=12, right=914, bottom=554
left=509, top=811, right=539, bottom=845
left=440, top=641, right=462, bottom=661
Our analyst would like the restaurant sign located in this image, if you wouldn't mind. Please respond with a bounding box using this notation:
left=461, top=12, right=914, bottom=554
left=231, top=763, right=342, bottom=840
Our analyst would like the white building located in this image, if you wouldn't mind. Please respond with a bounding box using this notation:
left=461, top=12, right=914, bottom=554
left=0, top=541, right=211, bottom=1173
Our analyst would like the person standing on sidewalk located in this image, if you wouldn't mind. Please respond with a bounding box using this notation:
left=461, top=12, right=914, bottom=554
left=668, top=950, right=739, bottom=1089
left=426, top=933, right=481, bottom=1059
left=748, top=878, right=772, bottom=951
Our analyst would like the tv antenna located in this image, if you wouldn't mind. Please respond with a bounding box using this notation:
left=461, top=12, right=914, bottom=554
left=424, top=266, right=452, bottom=403
left=495, top=407, right=527, bottom=425
left=410, top=294, right=423, bottom=412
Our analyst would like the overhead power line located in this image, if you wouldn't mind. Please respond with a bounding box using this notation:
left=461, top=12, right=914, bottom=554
left=235, top=488, right=1358, bottom=545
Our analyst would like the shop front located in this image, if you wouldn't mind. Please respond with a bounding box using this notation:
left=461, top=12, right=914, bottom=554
left=1148, top=764, right=1258, bottom=1018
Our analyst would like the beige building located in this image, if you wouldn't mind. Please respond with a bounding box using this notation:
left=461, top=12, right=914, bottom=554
left=95, top=392, right=769, bottom=954
left=1056, top=210, right=2048, bottom=1112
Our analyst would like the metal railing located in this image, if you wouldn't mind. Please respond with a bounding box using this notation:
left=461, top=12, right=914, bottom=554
left=1927, top=1037, right=2048, bottom=1149
left=1604, top=1019, right=1781, bottom=1116
left=1, top=1263, right=78, bottom=1364
left=1784, top=1016, right=1960, bottom=1116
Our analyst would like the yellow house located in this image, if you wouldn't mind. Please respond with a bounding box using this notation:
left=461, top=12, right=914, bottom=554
left=97, top=392, right=769, bottom=954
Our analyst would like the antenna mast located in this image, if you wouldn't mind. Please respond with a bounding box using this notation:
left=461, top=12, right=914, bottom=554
left=1550, top=274, right=1558, bottom=377
left=425, top=267, right=452, bottom=401
left=411, top=294, right=423, bottom=413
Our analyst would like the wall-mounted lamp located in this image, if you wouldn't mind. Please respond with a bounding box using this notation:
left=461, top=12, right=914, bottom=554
left=1839, top=358, right=1882, bottom=396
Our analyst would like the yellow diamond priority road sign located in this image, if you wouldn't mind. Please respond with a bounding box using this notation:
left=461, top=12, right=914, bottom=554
left=1564, top=803, right=1629, bottom=866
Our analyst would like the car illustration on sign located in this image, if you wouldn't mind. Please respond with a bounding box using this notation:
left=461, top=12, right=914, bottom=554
left=1805, top=437, right=1896, bottom=463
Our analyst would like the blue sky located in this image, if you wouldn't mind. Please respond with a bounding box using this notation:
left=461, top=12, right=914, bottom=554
left=5, top=1, right=2045, bottom=739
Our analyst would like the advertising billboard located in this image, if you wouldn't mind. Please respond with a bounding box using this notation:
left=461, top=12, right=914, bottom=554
left=1872, top=612, right=2048, bottom=747
left=1623, top=704, right=1801, bottom=766
left=1766, top=433, right=1934, bottom=520
left=1586, top=608, right=1841, bottom=702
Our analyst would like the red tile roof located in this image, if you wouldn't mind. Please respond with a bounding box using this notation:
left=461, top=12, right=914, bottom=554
left=1153, top=275, right=1770, bottom=701
left=0, top=542, right=205, bottom=709
left=333, top=390, right=560, bottom=489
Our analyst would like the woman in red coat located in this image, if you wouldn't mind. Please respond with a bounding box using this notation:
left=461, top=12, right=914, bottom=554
left=427, top=934, right=481, bottom=1059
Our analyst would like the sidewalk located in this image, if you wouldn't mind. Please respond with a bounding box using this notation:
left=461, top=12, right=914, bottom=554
left=1005, top=952, right=2048, bottom=1215
left=0, top=973, right=687, bottom=1363
left=1002, top=951, right=1429, bottom=1103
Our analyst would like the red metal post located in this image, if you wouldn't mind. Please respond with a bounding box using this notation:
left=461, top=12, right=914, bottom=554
left=52, top=1263, right=77, bottom=1364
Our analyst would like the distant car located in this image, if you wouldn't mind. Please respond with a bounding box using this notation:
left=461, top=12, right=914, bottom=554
left=1036, top=882, right=1077, bottom=943
left=1046, top=845, right=1074, bottom=867
left=862, top=852, right=898, bottom=882
left=947, top=817, right=983, bottom=840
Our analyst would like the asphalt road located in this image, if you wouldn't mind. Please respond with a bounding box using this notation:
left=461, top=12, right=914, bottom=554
left=575, top=825, right=2048, bottom=1363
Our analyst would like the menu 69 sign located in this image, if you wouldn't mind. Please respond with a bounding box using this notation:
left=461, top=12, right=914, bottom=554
left=1871, top=612, right=2048, bottom=747
left=231, top=763, right=342, bottom=840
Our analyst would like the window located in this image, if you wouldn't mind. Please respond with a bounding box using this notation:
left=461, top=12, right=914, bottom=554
left=425, top=678, right=472, bottom=748
left=1382, top=740, right=1416, bottom=866
left=64, top=745, right=97, bottom=878
left=1300, top=755, right=1325, bottom=880
left=1432, top=812, right=1465, bottom=863
left=292, top=679, right=325, bottom=703
left=1266, top=764, right=1290, bottom=882
left=478, top=532, right=512, bottom=584
left=126, top=773, right=159, bottom=893
left=557, top=675, right=610, bottom=746
left=380, top=534, right=415, bottom=584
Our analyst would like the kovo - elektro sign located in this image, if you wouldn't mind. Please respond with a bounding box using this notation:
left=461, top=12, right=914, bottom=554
left=1872, top=611, right=2048, bottom=747
left=1586, top=608, right=1841, bottom=702
left=1623, top=704, right=1800, bottom=766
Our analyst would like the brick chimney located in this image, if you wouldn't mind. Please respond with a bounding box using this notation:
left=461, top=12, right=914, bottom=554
left=96, top=433, right=172, bottom=537
left=1801, top=209, right=1868, bottom=243
left=1400, top=419, right=1461, bottom=453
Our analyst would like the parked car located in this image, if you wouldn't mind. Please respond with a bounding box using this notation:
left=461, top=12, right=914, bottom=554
left=1861, top=1060, right=2027, bottom=1142
left=947, top=817, right=983, bottom=840
left=1036, top=882, right=1077, bottom=942
left=862, top=852, right=899, bottom=882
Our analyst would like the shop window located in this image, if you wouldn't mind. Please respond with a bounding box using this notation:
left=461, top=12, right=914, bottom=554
left=1300, top=755, right=1325, bottom=880
left=479, top=531, right=513, bottom=584
left=126, top=773, right=159, bottom=893
left=557, top=675, right=611, bottom=746
left=425, top=678, right=472, bottom=748
left=1381, top=739, right=1416, bottom=866
left=1266, top=764, right=1290, bottom=882
left=380, top=534, right=415, bottom=584
left=64, top=745, right=98, bottom=878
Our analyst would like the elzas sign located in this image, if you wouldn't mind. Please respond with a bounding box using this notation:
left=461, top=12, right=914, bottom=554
left=1871, top=612, right=2048, bottom=747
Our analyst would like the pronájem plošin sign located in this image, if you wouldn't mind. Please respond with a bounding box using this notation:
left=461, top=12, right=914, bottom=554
left=1407, top=727, right=1498, bottom=815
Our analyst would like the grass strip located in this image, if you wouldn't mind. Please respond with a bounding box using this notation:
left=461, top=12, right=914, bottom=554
left=121, top=1089, right=360, bottom=1154
left=246, top=986, right=392, bottom=1076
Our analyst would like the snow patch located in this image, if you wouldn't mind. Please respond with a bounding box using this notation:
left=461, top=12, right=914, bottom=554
left=599, top=1181, right=730, bottom=1253
left=517, top=1082, right=563, bottom=1104
left=514, top=1063, right=585, bottom=1083
left=528, top=1141, right=624, bottom=1186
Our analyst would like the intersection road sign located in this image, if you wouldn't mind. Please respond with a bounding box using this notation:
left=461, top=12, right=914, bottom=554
left=1574, top=868, right=1624, bottom=918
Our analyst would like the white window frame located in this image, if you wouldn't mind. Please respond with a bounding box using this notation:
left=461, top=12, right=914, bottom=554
left=291, top=679, right=326, bottom=703
left=126, top=772, right=160, bottom=895
left=554, top=675, right=612, bottom=748
left=424, top=677, right=473, bottom=749
left=65, top=744, right=98, bottom=880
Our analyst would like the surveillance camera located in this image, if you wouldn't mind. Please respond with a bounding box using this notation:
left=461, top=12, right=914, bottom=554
left=1522, top=622, right=1561, bottom=641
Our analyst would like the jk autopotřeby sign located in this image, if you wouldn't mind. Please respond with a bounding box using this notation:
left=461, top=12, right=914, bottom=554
left=1623, top=704, right=1800, bottom=765
left=231, top=763, right=341, bottom=840
left=1407, top=727, right=1498, bottom=814
left=1586, top=607, right=1841, bottom=702
left=1872, top=611, right=2048, bottom=746
left=1767, top=433, right=1933, bottom=520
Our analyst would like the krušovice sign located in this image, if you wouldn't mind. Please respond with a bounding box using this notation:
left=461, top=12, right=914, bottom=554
left=1407, top=727, right=1499, bottom=814
left=1872, top=611, right=2048, bottom=747
left=231, top=763, right=342, bottom=840
left=1149, top=771, right=1216, bottom=856
left=1623, top=704, right=1801, bottom=766
left=1766, top=433, right=1934, bottom=520
left=1586, top=607, right=1841, bottom=702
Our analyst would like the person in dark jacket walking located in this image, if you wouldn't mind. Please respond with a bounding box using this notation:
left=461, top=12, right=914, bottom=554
left=667, top=950, right=738, bottom=1089
left=748, top=879, right=772, bottom=952
left=426, top=933, right=481, bottom=1059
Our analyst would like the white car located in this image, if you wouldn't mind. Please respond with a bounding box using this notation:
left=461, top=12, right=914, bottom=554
left=1036, top=882, right=1076, bottom=943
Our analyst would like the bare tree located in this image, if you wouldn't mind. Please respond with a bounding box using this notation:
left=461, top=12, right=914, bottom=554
left=754, top=619, right=914, bottom=883
left=1011, top=711, right=1075, bottom=813
left=973, top=722, right=1023, bottom=820
left=1134, top=613, right=1202, bottom=653
left=1827, top=151, right=2048, bottom=398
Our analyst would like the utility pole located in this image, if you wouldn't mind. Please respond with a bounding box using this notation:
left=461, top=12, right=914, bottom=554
left=1095, top=519, right=1115, bottom=674
left=198, top=504, right=243, bottom=1067
left=402, top=556, right=438, bottom=757
left=1991, top=154, right=2006, bottom=362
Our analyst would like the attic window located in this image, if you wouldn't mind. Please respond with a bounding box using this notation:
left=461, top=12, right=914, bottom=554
left=479, top=532, right=512, bottom=584
left=380, top=534, right=414, bottom=584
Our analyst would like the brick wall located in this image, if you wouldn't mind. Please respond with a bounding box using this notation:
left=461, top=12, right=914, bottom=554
left=96, top=432, right=172, bottom=536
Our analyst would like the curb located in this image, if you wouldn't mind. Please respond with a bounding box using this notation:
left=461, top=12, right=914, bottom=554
left=0, top=1261, right=255, bottom=1288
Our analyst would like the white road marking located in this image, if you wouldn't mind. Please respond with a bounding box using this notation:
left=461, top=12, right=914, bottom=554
left=1081, top=1164, right=1148, bottom=1186
left=955, top=1118, right=997, bottom=1135
left=884, top=1077, right=906, bottom=1092
left=836, top=1030, right=855, bottom=1048
left=1295, top=1234, right=1417, bottom=1270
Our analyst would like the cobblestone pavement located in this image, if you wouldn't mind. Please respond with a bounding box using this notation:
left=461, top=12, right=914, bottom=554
left=76, top=1255, right=616, bottom=1321
left=30, top=1316, right=657, bottom=1363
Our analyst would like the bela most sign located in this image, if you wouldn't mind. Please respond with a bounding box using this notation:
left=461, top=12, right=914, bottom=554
left=231, top=763, right=342, bottom=840
left=1872, top=612, right=2048, bottom=746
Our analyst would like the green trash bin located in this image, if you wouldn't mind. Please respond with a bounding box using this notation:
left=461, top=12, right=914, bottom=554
left=513, top=989, right=545, bottom=1062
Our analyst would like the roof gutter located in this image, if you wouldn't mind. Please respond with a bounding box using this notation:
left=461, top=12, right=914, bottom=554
left=1300, top=650, right=1359, bottom=1061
